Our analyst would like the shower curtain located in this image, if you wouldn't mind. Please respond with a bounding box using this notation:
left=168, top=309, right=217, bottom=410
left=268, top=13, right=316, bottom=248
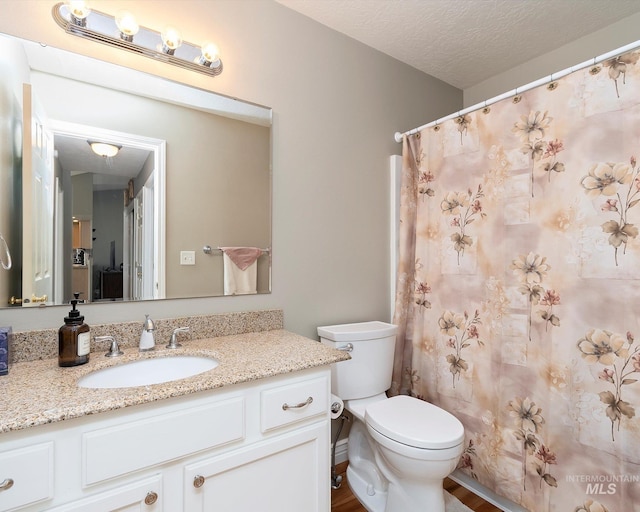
left=393, top=47, right=640, bottom=512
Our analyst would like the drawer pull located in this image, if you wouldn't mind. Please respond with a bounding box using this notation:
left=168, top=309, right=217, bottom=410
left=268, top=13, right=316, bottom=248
left=144, top=491, right=158, bottom=505
left=193, top=475, right=206, bottom=488
left=0, top=478, right=14, bottom=491
left=282, top=396, right=313, bottom=410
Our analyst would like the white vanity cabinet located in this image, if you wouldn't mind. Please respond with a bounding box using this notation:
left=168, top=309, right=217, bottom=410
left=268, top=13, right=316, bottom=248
left=0, top=367, right=331, bottom=512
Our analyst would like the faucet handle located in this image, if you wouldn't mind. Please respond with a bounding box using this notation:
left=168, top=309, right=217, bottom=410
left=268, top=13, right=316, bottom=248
left=167, top=327, right=190, bottom=349
left=95, top=335, right=124, bottom=357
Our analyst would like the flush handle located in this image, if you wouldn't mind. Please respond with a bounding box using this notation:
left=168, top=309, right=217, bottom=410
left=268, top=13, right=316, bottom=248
left=144, top=491, right=158, bottom=505
left=282, top=396, right=313, bottom=410
left=337, top=343, right=353, bottom=352
left=0, top=478, right=14, bottom=491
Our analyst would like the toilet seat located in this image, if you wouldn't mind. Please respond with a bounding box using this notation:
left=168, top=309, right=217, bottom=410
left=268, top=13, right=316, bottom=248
left=365, top=395, right=464, bottom=450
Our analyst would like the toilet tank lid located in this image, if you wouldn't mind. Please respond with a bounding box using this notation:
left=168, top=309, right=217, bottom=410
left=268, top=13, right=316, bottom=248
left=317, top=321, right=397, bottom=342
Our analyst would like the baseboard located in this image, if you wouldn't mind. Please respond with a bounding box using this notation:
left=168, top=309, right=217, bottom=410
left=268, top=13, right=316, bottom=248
left=449, top=470, right=528, bottom=512
left=333, top=438, right=349, bottom=465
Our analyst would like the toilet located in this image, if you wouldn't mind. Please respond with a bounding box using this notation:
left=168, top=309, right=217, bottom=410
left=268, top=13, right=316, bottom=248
left=318, top=321, right=464, bottom=512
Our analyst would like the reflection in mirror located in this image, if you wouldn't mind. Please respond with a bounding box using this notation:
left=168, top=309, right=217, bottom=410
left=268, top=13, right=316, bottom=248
left=0, top=33, right=272, bottom=309
left=50, top=121, right=164, bottom=305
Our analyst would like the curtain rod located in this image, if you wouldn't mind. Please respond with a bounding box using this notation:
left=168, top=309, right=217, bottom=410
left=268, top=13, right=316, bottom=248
left=394, top=39, right=640, bottom=143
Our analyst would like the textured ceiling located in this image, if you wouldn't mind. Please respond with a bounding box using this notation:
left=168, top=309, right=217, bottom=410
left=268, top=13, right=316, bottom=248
left=275, top=0, right=640, bottom=90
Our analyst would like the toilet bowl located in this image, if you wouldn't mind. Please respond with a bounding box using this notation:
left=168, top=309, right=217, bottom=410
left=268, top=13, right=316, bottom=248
left=318, top=322, right=465, bottom=512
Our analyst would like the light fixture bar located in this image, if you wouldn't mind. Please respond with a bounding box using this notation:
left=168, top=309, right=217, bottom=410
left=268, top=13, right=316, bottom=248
left=52, top=2, right=223, bottom=77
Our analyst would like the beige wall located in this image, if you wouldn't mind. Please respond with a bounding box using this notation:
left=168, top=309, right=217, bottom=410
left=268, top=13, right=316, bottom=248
left=0, top=0, right=461, bottom=338
left=464, top=12, right=640, bottom=107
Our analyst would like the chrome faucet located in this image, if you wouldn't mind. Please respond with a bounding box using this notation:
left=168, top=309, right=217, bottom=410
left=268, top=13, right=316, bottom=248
left=139, top=314, right=156, bottom=351
left=167, top=327, right=190, bottom=349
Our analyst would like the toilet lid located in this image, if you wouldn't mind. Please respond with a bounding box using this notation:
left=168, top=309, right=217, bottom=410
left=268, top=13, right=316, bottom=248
left=365, top=395, right=464, bottom=450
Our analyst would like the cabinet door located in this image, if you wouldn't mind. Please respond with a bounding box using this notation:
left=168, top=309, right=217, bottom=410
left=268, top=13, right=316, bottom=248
left=0, top=442, right=53, bottom=512
left=47, top=474, right=162, bottom=512
left=184, top=422, right=329, bottom=512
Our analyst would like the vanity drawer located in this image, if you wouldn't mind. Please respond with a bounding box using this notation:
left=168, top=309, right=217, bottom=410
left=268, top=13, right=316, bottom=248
left=47, top=474, right=163, bottom=511
left=261, top=376, right=328, bottom=432
left=83, top=397, right=244, bottom=485
left=0, top=442, right=53, bottom=512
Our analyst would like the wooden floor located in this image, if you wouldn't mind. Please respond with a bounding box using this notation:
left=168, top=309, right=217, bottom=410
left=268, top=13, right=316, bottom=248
left=331, top=462, right=502, bottom=512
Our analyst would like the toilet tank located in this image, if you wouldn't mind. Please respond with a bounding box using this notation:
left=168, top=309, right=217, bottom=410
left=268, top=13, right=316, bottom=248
left=318, top=321, right=397, bottom=401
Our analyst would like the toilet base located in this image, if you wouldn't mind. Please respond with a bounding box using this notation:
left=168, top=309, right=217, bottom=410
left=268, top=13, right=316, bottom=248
left=345, top=415, right=460, bottom=512
left=347, top=464, right=387, bottom=512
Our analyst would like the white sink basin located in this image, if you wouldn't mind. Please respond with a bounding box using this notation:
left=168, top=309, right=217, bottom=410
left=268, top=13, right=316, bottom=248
left=77, top=356, right=219, bottom=389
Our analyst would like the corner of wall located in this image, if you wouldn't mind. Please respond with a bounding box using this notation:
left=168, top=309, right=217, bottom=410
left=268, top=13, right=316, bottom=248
left=463, top=12, right=640, bottom=107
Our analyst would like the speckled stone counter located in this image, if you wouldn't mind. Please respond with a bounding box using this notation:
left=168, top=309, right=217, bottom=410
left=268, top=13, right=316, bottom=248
left=0, top=328, right=349, bottom=434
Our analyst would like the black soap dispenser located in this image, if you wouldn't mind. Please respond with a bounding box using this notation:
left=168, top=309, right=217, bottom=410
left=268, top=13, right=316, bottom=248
left=58, top=293, right=90, bottom=367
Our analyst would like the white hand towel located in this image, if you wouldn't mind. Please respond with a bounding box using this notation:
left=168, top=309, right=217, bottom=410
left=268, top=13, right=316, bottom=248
left=223, top=253, right=258, bottom=295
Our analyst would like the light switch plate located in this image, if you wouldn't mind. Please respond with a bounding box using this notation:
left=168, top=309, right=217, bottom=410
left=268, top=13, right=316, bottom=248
left=180, top=251, right=196, bottom=265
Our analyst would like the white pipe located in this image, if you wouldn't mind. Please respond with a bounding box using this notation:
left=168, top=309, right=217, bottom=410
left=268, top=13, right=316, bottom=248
left=394, top=39, right=640, bottom=143
left=389, top=155, right=402, bottom=323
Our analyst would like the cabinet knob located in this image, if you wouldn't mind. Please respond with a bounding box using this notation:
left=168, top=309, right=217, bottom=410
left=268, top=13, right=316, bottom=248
left=193, top=475, right=206, bottom=488
left=0, top=478, right=14, bottom=491
left=144, top=491, right=158, bottom=505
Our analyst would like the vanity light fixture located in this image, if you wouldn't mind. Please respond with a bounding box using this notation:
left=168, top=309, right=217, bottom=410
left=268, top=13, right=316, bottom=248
left=88, top=141, right=121, bottom=158
left=52, top=2, right=223, bottom=77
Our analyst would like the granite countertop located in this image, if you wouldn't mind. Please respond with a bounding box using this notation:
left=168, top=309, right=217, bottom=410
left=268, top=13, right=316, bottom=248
left=0, top=329, right=349, bottom=434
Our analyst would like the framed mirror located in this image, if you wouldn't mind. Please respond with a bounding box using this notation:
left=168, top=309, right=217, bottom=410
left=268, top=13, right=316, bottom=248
left=0, top=33, right=272, bottom=308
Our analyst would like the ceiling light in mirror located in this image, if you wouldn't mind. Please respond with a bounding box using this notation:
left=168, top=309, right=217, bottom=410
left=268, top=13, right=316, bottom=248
left=88, top=141, right=122, bottom=158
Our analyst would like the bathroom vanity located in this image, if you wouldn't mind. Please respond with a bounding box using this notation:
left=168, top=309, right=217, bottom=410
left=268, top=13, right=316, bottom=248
left=0, top=328, right=348, bottom=511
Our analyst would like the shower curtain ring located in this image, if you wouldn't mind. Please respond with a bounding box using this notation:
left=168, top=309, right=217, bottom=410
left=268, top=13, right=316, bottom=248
left=513, top=87, right=522, bottom=103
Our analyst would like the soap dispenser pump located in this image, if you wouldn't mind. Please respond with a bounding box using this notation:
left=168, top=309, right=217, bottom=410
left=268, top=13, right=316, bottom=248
left=139, top=314, right=156, bottom=351
left=58, top=293, right=90, bottom=367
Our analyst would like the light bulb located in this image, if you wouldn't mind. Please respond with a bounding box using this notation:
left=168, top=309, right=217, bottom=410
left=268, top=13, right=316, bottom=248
left=66, top=0, right=91, bottom=27
left=115, top=10, right=139, bottom=42
left=161, top=26, right=183, bottom=55
left=199, top=42, right=220, bottom=67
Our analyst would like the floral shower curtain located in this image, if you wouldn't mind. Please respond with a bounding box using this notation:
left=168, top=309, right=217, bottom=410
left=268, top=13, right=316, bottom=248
left=392, top=48, right=640, bottom=512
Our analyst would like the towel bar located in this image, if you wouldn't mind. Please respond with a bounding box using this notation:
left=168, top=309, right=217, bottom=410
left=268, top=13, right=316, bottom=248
left=202, top=245, right=270, bottom=255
